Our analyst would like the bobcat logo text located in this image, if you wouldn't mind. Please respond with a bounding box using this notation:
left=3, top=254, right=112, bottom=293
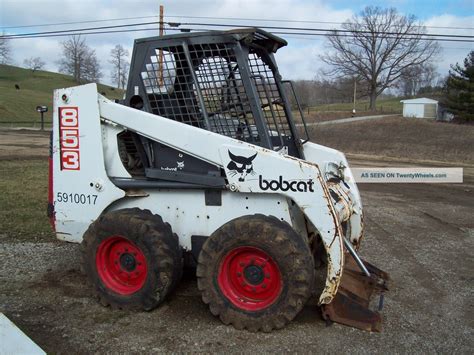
left=259, top=175, right=315, bottom=192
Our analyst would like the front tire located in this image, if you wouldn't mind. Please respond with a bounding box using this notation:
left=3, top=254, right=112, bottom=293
left=197, top=215, right=314, bottom=332
left=82, top=208, right=182, bottom=310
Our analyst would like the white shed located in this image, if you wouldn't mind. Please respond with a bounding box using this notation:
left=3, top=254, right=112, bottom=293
left=400, top=98, right=438, bottom=118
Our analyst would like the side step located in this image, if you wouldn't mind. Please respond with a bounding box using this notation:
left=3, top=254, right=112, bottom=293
left=321, top=253, right=390, bottom=332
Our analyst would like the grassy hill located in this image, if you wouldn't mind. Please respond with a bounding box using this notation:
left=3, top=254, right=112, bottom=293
left=0, top=63, right=404, bottom=126
left=0, top=64, right=124, bottom=125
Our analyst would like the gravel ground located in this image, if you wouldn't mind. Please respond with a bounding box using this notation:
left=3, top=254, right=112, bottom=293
left=1, top=176, right=473, bottom=353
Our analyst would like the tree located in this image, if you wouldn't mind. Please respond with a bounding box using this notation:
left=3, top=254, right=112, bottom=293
left=399, top=63, right=438, bottom=97
left=0, top=34, right=11, bottom=64
left=82, top=51, right=102, bottom=82
left=109, top=44, right=129, bottom=89
left=322, top=6, right=440, bottom=110
left=290, top=80, right=313, bottom=109
left=23, top=56, right=46, bottom=73
left=443, top=51, right=474, bottom=122
left=58, top=36, right=102, bottom=83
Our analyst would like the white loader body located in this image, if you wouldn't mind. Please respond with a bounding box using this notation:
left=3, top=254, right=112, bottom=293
left=51, top=84, right=364, bottom=305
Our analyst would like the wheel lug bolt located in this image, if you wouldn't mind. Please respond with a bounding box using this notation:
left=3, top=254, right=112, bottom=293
left=262, top=284, right=267, bottom=289
left=265, top=273, right=270, bottom=278
left=250, top=258, right=255, bottom=264
left=239, top=262, right=245, bottom=267
left=241, top=281, right=246, bottom=286
left=237, top=272, right=242, bottom=277
left=251, top=287, right=256, bottom=293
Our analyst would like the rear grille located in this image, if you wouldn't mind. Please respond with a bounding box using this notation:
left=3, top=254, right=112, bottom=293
left=117, top=131, right=145, bottom=176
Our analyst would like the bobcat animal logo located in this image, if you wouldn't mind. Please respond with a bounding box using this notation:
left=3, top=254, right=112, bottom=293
left=227, top=150, right=257, bottom=182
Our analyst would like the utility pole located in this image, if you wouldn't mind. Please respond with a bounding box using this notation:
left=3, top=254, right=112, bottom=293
left=352, top=78, right=357, bottom=117
left=158, top=4, right=164, bottom=87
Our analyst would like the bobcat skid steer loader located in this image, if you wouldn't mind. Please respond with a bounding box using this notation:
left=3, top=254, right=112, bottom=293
left=48, top=28, right=389, bottom=332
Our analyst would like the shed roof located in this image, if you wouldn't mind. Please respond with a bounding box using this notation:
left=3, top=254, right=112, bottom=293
left=400, top=98, right=438, bottom=104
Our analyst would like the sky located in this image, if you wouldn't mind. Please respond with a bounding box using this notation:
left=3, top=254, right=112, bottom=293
left=1, top=0, right=473, bottom=86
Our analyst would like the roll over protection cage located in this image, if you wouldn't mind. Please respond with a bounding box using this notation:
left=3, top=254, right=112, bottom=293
left=124, top=28, right=309, bottom=159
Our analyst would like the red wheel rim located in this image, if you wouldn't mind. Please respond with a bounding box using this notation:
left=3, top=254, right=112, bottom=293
left=218, top=246, right=282, bottom=311
left=96, top=236, right=148, bottom=295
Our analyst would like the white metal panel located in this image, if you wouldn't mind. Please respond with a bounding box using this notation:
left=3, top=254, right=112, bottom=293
left=101, top=124, right=131, bottom=178
left=0, top=313, right=45, bottom=355
left=52, top=84, right=125, bottom=242
left=403, top=103, right=424, bottom=118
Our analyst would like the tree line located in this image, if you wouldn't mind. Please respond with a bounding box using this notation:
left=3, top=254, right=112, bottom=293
left=0, top=34, right=129, bottom=89
left=57, top=36, right=129, bottom=89
left=287, top=67, right=445, bottom=110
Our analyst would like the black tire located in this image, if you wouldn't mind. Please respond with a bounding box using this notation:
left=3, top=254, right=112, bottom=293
left=197, top=215, right=314, bottom=332
left=81, top=208, right=182, bottom=310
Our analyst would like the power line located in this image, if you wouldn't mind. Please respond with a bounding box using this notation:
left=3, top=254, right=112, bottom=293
left=1, top=21, right=160, bottom=38
left=282, top=35, right=473, bottom=49
left=0, top=15, right=158, bottom=30
left=5, top=27, right=473, bottom=44
left=270, top=31, right=472, bottom=42
left=2, top=20, right=473, bottom=45
left=0, top=27, right=209, bottom=40
left=175, top=22, right=474, bottom=39
left=165, top=14, right=474, bottom=31
left=3, top=14, right=473, bottom=31
left=2, top=20, right=474, bottom=41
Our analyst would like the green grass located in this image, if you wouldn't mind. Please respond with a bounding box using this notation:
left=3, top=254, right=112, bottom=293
left=0, top=64, right=124, bottom=123
left=0, top=159, right=54, bottom=241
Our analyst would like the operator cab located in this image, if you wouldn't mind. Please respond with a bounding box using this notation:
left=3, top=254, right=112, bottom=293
left=120, top=28, right=309, bottom=180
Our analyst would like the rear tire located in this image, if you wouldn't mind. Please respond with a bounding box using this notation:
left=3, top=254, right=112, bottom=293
left=82, top=208, right=182, bottom=310
left=197, top=215, right=314, bottom=332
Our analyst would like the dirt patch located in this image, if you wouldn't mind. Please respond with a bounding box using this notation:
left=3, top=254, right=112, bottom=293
left=309, top=116, right=474, bottom=164
left=0, top=129, right=49, bottom=160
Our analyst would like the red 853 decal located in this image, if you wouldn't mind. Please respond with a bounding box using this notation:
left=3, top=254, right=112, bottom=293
left=59, top=107, right=80, bottom=170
